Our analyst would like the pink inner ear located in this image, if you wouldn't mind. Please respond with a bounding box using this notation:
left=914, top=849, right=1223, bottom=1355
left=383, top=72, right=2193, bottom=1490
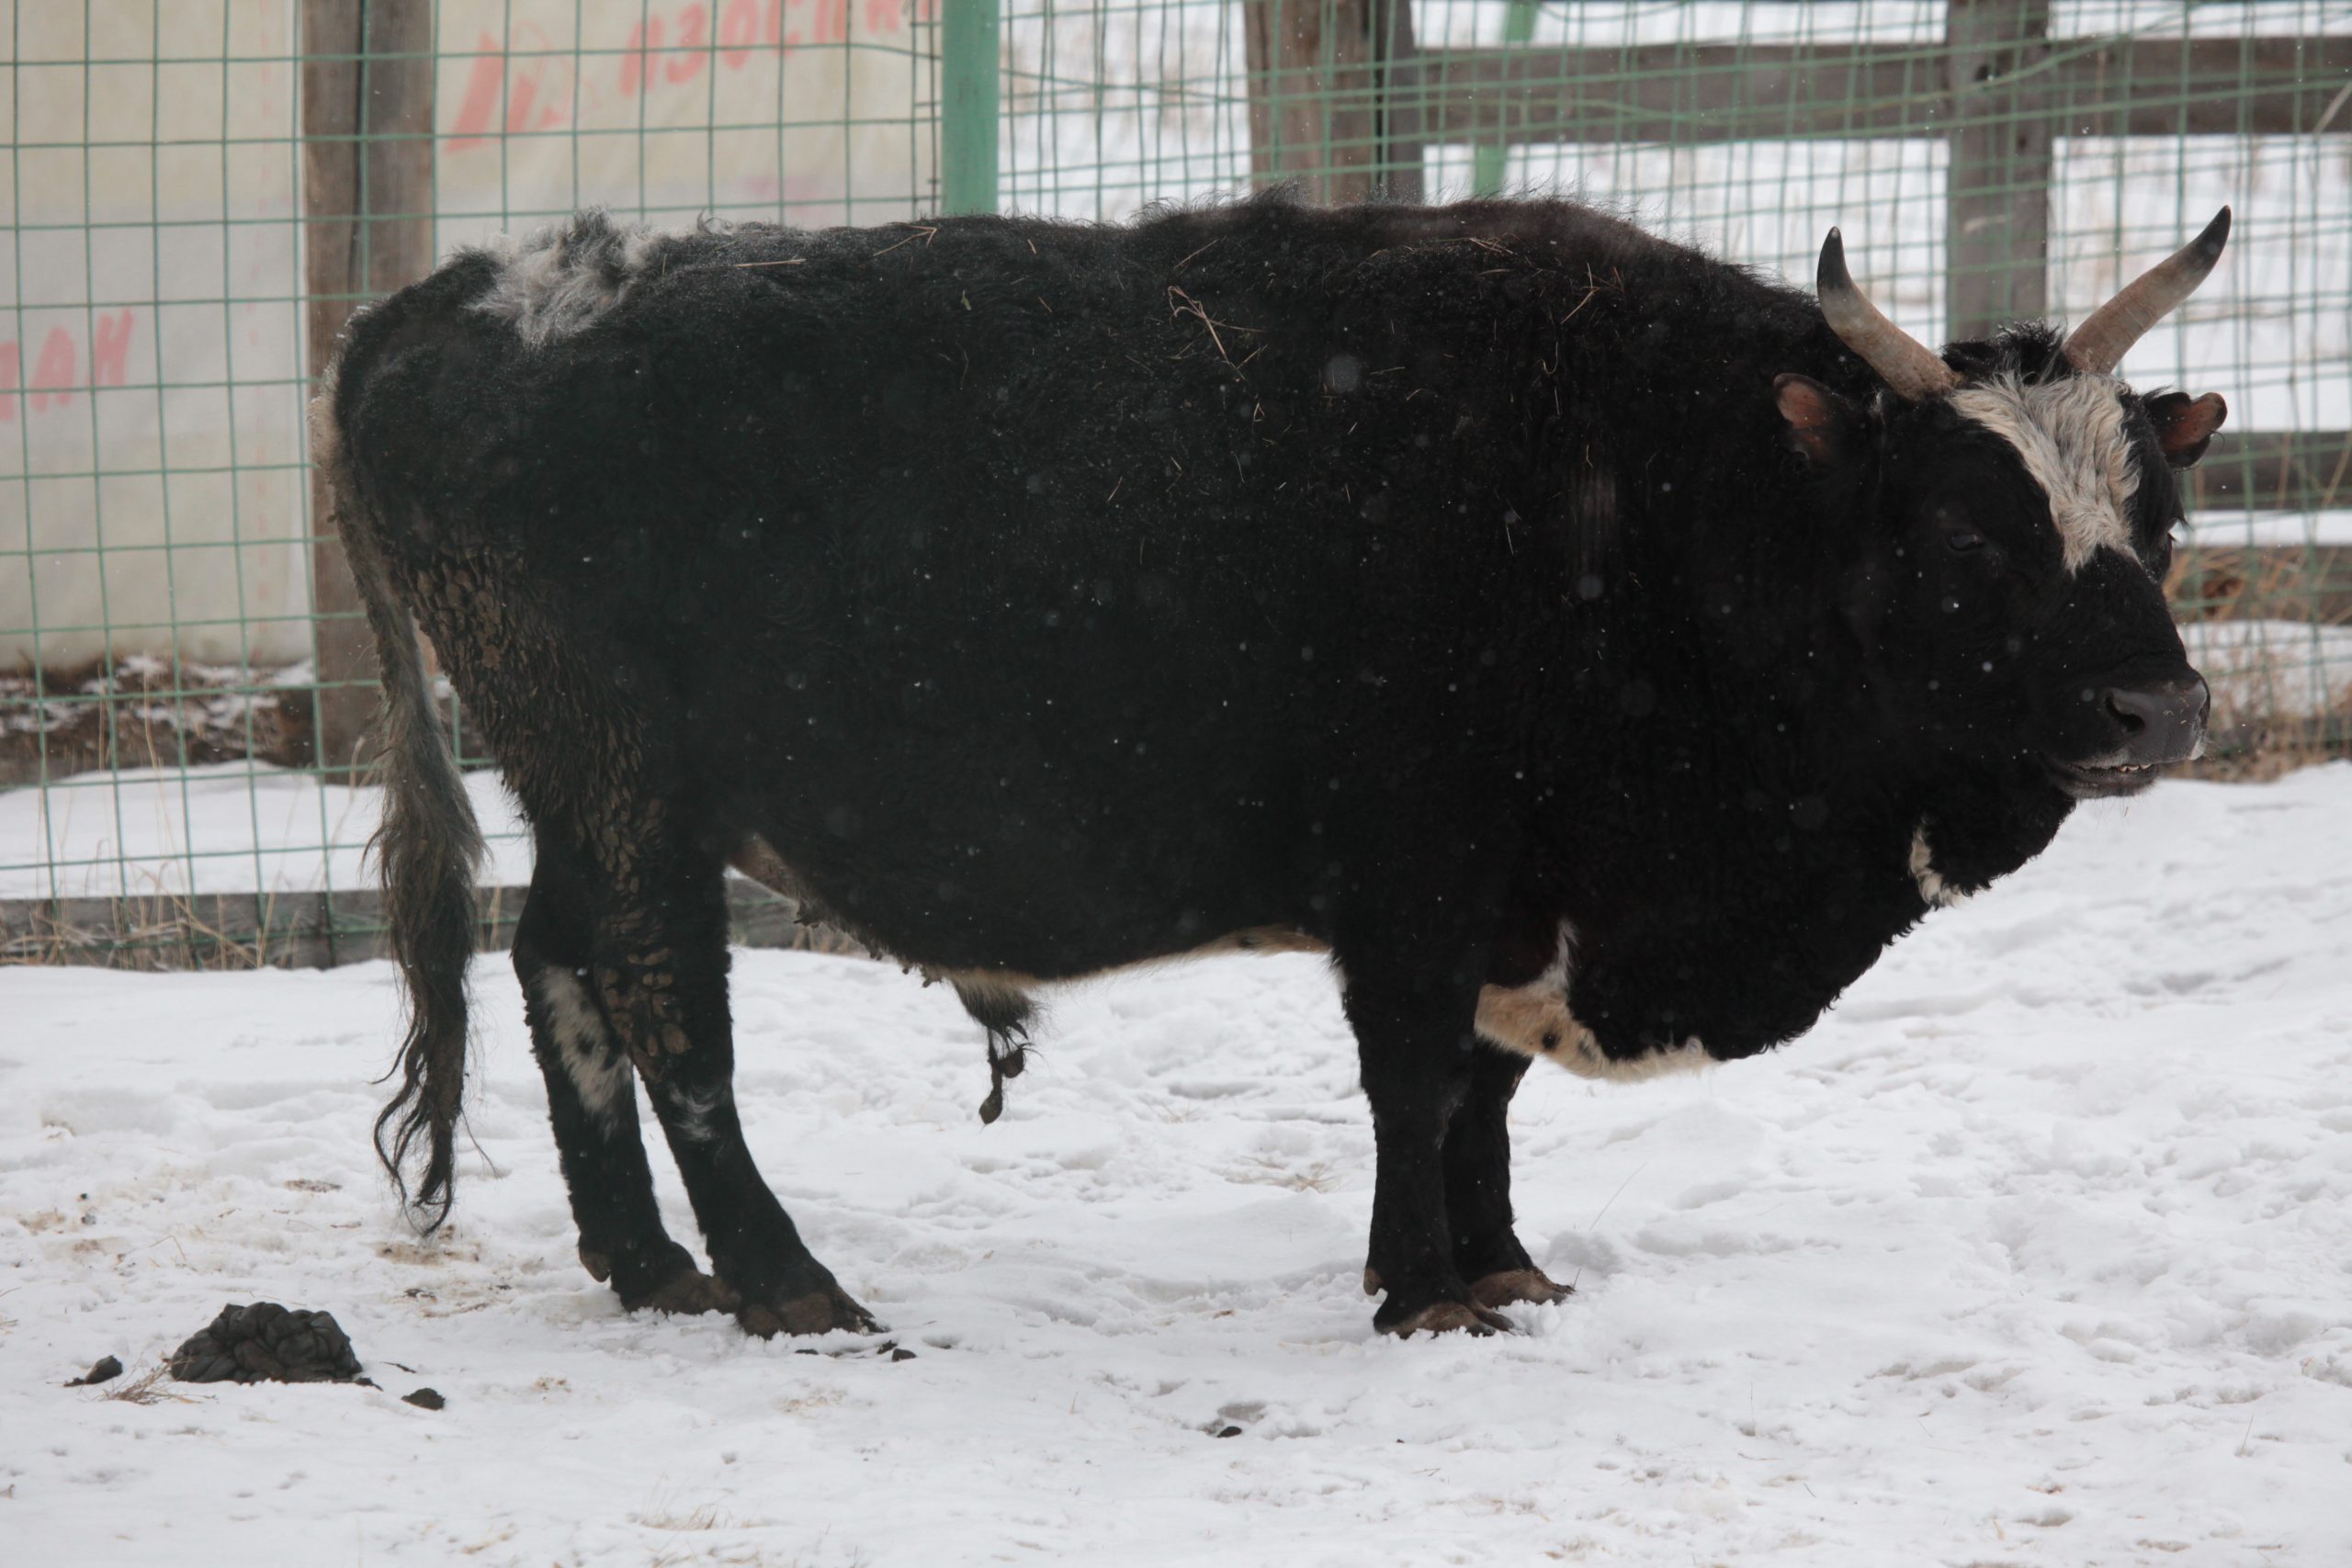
left=1774, top=374, right=1844, bottom=463
left=2154, top=391, right=2227, bottom=459
left=1775, top=375, right=1836, bottom=431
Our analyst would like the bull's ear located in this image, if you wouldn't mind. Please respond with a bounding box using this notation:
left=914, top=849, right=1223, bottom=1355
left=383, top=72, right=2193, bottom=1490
left=1775, top=373, right=1859, bottom=467
left=2145, top=390, right=2227, bottom=468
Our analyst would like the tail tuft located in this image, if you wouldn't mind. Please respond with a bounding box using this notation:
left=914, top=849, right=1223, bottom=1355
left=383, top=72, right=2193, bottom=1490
left=317, top=363, right=484, bottom=1227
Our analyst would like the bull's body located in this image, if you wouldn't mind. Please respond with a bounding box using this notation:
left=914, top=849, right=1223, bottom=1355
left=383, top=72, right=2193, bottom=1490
left=324, top=195, right=2215, bottom=1337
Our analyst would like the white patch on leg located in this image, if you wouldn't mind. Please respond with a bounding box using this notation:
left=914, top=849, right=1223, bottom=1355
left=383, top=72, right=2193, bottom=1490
left=1949, top=372, right=2140, bottom=574
left=1474, top=923, right=1712, bottom=1083
left=533, top=967, right=634, bottom=1134
left=658, top=1081, right=729, bottom=1145
left=1909, top=824, right=1967, bottom=908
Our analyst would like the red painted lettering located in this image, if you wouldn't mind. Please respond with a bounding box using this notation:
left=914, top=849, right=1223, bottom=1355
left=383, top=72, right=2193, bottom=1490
left=91, top=310, right=133, bottom=388
left=446, top=35, right=504, bottom=151
left=764, top=0, right=783, bottom=48
left=29, top=327, right=75, bottom=413
left=720, top=0, right=760, bottom=66
left=620, top=17, right=664, bottom=96
left=505, top=64, right=541, bottom=134
left=0, top=341, right=18, bottom=423
left=815, top=0, right=848, bottom=44
left=668, top=4, right=709, bottom=82
left=863, top=0, right=904, bottom=31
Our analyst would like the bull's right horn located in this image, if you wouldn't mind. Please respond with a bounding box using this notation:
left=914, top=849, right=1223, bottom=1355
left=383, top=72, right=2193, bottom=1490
left=2062, top=208, right=2232, bottom=377
left=1817, top=228, right=1961, bottom=402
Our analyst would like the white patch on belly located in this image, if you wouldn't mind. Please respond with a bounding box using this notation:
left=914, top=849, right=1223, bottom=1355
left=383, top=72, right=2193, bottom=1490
left=532, top=966, right=634, bottom=1134
left=1473, top=923, right=1712, bottom=1083
left=1908, top=824, right=1967, bottom=908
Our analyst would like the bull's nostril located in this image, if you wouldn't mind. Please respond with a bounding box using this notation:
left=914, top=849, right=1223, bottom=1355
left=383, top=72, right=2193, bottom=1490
left=2104, top=689, right=2148, bottom=734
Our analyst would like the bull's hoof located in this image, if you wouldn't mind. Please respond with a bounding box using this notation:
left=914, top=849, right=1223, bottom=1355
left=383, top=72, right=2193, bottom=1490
left=639, top=1268, right=741, bottom=1316
left=1467, top=1267, right=1573, bottom=1309
left=1380, top=1299, right=1518, bottom=1338
left=736, top=1283, right=882, bottom=1338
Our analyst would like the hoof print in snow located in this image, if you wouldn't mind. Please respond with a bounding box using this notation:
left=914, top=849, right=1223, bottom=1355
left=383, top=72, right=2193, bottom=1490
left=63, top=1354, right=123, bottom=1387
left=401, top=1387, right=446, bottom=1410
left=166, top=1302, right=364, bottom=1385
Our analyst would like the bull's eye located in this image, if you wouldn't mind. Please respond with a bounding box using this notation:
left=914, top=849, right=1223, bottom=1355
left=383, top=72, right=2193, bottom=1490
left=1944, top=529, right=1984, bottom=555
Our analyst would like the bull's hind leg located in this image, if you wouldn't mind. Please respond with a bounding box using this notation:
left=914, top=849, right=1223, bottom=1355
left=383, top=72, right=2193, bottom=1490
left=584, top=817, right=876, bottom=1338
left=514, top=838, right=732, bottom=1315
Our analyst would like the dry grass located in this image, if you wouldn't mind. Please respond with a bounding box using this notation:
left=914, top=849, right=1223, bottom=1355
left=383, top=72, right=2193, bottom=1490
left=97, top=1364, right=196, bottom=1406
left=2168, top=539, right=2352, bottom=778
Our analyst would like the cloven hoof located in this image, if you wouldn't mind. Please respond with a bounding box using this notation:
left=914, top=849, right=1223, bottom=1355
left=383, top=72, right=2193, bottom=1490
left=1384, top=1299, right=1520, bottom=1337
left=737, top=1287, right=882, bottom=1338
left=639, top=1268, right=741, bottom=1316
left=1467, top=1267, right=1574, bottom=1309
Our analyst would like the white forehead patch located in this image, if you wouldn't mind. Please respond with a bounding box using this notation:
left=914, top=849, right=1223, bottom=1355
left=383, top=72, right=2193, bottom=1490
left=1948, top=372, right=2140, bottom=573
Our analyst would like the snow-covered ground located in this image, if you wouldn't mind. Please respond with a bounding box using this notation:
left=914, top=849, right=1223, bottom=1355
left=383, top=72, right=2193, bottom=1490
left=0, top=765, right=530, bottom=901
left=5, top=766, right=2350, bottom=1566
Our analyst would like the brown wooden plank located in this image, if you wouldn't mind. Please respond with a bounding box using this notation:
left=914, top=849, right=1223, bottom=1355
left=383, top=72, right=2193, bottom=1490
left=1373, top=0, right=1424, bottom=202
left=1398, top=35, right=2352, bottom=146
left=1244, top=1, right=1381, bottom=203
left=1946, top=1, right=2052, bottom=341
left=301, top=0, right=435, bottom=781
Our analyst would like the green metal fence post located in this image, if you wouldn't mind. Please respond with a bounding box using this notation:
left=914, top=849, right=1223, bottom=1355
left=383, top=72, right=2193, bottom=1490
left=1470, top=0, right=1540, bottom=197
left=942, top=0, right=1002, bottom=215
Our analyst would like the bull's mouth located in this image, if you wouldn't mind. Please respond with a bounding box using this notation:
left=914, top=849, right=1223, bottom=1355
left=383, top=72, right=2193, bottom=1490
left=2043, top=755, right=2165, bottom=800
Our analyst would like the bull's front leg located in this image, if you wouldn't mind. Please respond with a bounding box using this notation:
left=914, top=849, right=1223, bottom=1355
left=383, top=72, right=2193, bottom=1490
left=1345, top=968, right=1518, bottom=1337
left=1440, top=1047, right=1572, bottom=1310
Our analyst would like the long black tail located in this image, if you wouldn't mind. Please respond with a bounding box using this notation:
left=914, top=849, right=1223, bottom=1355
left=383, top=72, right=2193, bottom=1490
left=315, top=374, right=484, bottom=1227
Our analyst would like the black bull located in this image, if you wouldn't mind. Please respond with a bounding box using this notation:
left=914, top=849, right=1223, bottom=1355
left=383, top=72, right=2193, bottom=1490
left=322, top=195, right=2225, bottom=1337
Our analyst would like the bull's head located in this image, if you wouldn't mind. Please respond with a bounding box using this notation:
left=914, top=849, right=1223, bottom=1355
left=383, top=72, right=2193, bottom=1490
left=1776, top=212, right=2229, bottom=799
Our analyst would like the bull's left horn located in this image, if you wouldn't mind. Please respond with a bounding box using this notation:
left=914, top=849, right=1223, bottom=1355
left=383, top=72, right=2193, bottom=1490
left=1817, top=229, right=1961, bottom=401
left=2063, top=208, right=2232, bottom=376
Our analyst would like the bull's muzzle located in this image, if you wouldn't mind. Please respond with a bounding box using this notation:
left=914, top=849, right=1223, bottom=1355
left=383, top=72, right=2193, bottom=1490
left=2051, top=673, right=2210, bottom=797
left=2106, top=674, right=2211, bottom=767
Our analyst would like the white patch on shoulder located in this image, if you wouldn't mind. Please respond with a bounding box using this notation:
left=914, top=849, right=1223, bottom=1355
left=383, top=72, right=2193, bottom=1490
left=1474, top=923, right=1712, bottom=1083
left=1949, top=372, right=2140, bottom=573
left=474, top=214, right=672, bottom=345
left=532, top=967, right=634, bottom=1133
left=1908, top=824, right=1967, bottom=908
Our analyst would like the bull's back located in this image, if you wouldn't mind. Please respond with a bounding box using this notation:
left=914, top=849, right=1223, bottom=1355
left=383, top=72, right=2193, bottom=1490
left=326, top=204, right=1574, bottom=964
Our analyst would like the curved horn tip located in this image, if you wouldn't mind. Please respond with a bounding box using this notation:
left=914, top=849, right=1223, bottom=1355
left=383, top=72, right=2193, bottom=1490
left=2192, top=206, right=2232, bottom=262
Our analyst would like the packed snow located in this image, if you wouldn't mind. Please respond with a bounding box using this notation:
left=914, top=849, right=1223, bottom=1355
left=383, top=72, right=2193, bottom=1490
left=6, top=766, right=2351, bottom=1565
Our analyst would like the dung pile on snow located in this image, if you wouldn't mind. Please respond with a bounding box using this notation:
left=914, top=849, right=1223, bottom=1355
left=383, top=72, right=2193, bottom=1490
left=166, top=1303, right=363, bottom=1385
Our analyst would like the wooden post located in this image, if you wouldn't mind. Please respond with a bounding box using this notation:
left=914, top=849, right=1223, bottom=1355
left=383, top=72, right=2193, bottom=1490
left=1372, top=0, right=1423, bottom=203
left=301, top=0, right=435, bottom=777
left=1945, top=0, right=2052, bottom=343
left=1245, top=1, right=1395, bottom=204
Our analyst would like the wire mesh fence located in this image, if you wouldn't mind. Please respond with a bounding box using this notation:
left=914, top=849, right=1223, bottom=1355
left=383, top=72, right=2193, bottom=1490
left=5, top=0, right=2348, bottom=965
